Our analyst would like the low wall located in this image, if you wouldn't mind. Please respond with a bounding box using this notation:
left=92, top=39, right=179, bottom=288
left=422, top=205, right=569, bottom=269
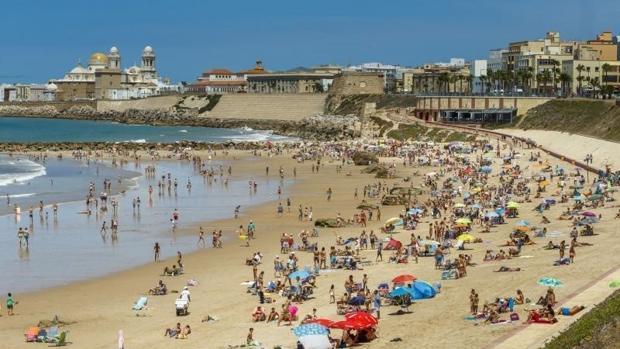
left=413, top=96, right=552, bottom=120
left=0, top=100, right=95, bottom=111
left=97, top=95, right=183, bottom=112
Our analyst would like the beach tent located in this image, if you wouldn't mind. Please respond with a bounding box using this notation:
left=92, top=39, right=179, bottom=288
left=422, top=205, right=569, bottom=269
left=410, top=281, right=437, bottom=300
left=389, top=287, right=416, bottom=298
left=345, top=312, right=378, bottom=327
left=384, top=238, right=402, bottom=250
left=292, top=323, right=331, bottom=349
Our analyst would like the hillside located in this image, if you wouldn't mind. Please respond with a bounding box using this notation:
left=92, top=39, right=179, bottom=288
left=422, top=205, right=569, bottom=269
left=326, top=94, right=418, bottom=116
left=515, top=99, right=620, bottom=141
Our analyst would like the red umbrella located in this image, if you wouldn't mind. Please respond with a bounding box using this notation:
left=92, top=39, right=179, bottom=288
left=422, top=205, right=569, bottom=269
left=345, top=311, right=379, bottom=326
left=392, top=274, right=417, bottom=284
left=329, top=320, right=359, bottom=330
left=308, top=318, right=335, bottom=327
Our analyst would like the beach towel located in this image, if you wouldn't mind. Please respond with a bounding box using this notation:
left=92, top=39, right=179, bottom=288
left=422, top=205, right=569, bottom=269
left=132, top=296, right=148, bottom=310
left=24, top=326, right=40, bottom=342
left=186, top=279, right=199, bottom=286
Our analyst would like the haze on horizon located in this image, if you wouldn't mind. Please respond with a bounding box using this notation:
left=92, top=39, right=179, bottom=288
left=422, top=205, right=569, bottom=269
left=0, top=0, right=618, bottom=83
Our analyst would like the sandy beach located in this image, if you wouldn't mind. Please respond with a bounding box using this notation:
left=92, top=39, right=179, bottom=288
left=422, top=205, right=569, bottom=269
left=0, top=134, right=619, bottom=349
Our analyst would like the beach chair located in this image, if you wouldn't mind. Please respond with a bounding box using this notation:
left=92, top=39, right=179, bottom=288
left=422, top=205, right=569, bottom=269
left=175, top=298, right=189, bottom=316
left=43, top=326, right=59, bottom=343
left=50, top=331, right=67, bottom=346
left=132, top=296, right=148, bottom=310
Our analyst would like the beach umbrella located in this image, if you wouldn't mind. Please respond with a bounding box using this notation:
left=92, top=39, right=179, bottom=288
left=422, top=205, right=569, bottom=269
left=385, top=217, right=403, bottom=226
left=289, top=270, right=311, bottom=280
left=392, top=274, right=417, bottom=285
left=384, top=238, right=402, bottom=250
left=292, top=324, right=331, bottom=349
left=573, top=195, right=585, bottom=201
left=454, top=203, right=466, bottom=208
left=581, top=211, right=597, bottom=217
left=419, top=239, right=439, bottom=246
left=480, top=166, right=492, bottom=174
left=456, top=233, right=476, bottom=242
left=514, top=226, right=530, bottom=232
left=345, top=312, right=379, bottom=327
left=484, top=211, right=499, bottom=218
left=516, top=220, right=530, bottom=227
left=507, top=201, right=519, bottom=209
left=455, top=217, right=472, bottom=225
left=537, top=277, right=563, bottom=288
left=329, top=320, right=358, bottom=331
left=495, top=208, right=505, bottom=216
left=308, top=318, right=335, bottom=327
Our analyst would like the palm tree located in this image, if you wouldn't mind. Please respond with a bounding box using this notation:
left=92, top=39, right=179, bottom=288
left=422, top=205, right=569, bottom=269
left=479, top=75, right=487, bottom=95
left=576, top=64, right=585, bottom=96
left=590, top=76, right=600, bottom=99
left=457, top=75, right=464, bottom=95
left=521, top=67, right=534, bottom=95
left=602, top=63, right=611, bottom=98
left=438, top=73, right=449, bottom=95
left=466, top=75, right=473, bottom=95
left=559, top=73, right=571, bottom=97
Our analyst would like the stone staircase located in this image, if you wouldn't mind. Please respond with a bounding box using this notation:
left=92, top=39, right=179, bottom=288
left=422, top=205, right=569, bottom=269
left=205, top=94, right=327, bottom=121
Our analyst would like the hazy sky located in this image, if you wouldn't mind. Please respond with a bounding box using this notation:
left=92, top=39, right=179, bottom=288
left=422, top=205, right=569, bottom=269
left=0, top=0, right=618, bottom=83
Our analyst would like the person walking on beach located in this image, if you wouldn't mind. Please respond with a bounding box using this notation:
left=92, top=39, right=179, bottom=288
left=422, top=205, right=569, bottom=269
left=376, top=240, right=383, bottom=262
left=198, top=227, right=206, bottom=247
left=6, top=293, right=15, bottom=316
left=100, top=221, right=108, bottom=236
left=154, top=242, right=161, bottom=262
left=326, top=188, right=332, bottom=201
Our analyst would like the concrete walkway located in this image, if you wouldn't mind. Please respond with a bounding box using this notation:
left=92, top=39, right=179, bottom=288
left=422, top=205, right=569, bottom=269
left=492, top=266, right=620, bottom=349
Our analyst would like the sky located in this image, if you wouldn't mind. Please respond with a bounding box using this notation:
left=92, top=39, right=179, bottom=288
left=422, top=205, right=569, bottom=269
left=0, top=0, right=619, bottom=84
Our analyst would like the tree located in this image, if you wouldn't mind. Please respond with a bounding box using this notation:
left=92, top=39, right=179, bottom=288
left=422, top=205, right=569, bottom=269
left=559, top=73, right=571, bottom=97
left=466, top=75, right=473, bottom=95
left=457, top=75, right=464, bottom=95
left=576, top=64, right=585, bottom=96
left=602, top=63, right=611, bottom=98
left=479, top=75, right=487, bottom=95
left=438, top=72, right=449, bottom=94
left=590, top=76, right=600, bottom=99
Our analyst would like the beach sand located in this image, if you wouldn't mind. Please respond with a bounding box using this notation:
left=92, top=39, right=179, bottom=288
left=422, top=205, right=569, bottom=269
left=0, top=139, right=619, bottom=349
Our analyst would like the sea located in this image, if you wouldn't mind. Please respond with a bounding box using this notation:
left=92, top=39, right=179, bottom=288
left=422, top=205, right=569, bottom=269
left=0, top=117, right=293, bottom=294
left=0, top=116, right=292, bottom=143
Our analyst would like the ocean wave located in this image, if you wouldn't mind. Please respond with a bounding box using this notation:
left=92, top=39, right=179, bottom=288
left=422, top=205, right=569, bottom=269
left=7, top=192, right=37, bottom=198
left=224, top=130, right=295, bottom=142
left=179, top=129, right=188, bottom=133
left=0, top=158, right=47, bottom=186
left=129, top=139, right=147, bottom=143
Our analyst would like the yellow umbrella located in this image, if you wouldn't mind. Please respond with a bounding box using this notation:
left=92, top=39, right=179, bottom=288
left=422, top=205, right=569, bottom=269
left=385, top=217, right=402, bottom=225
left=514, top=225, right=530, bottom=232
left=454, top=203, right=466, bottom=208
left=507, top=201, right=519, bottom=209
left=455, top=218, right=472, bottom=225
left=457, top=233, right=476, bottom=242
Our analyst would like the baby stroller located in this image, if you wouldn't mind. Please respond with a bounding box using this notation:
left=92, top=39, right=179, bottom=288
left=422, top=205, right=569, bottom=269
left=175, top=297, right=189, bottom=316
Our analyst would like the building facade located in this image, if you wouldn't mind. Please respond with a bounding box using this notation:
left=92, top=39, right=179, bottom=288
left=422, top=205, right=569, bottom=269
left=562, top=60, right=620, bottom=95
left=52, top=46, right=178, bottom=101
left=247, top=73, right=333, bottom=94
left=330, top=72, right=384, bottom=95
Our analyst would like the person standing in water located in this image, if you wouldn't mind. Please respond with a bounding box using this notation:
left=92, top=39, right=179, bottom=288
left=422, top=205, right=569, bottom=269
left=154, top=242, right=161, bottom=262
left=197, top=227, right=206, bottom=247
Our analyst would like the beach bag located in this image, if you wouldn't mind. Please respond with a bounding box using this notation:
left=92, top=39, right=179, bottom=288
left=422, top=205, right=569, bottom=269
left=510, top=312, right=519, bottom=321
left=561, top=307, right=570, bottom=316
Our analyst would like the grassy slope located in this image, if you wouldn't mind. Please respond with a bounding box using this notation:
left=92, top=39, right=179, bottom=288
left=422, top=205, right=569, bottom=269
left=385, top=123, right=476, bottom=143
left=515, top=100, right=620, bottom=141
left=544, top=290, right=620, bottom=349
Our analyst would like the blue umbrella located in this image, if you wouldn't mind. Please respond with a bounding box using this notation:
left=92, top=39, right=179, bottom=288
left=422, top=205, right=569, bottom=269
left=516, top=220, right=530, bottom=227
left=292, top=323, right=329, bottom=337
left=484, top=211, right=499, bottom=218
left=480, top=166, right=492, bottom=174
left=289, top=270, right=311, bottom=280
left=538, top=277, right=563, bottom=288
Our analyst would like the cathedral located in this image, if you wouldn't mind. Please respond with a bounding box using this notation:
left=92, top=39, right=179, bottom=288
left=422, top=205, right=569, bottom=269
left=52, top=46, right=174, bottom=101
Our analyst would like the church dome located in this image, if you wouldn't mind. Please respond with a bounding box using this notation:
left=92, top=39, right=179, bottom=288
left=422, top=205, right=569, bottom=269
left=46, top=82, right=58, bottom=91
left=89, top=52, right=108, bottom=65
left=143, top=46, right=154, bottom=55
left=109, top=46, right=119, bottom=54
left=70, top=64, right=88, bottom=74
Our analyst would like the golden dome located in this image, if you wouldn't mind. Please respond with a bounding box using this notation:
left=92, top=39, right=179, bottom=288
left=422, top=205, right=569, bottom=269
left=89, top=52, right=108, bottom=65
